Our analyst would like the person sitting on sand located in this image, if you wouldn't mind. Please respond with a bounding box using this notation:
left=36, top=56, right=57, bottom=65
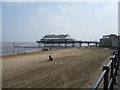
left=49, top=55, right=53, bottom=61
left=13, top=51, right=15, bottom=54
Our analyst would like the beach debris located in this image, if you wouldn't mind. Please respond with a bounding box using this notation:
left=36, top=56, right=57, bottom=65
left=49, top=55, right=53, bottom=61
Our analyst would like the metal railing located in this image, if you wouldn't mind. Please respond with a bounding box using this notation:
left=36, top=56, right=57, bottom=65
left=93, top=50, right=120, bottom=90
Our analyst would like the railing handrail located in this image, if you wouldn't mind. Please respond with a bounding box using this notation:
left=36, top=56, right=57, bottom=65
left=93, top=50, right=119, bottom=90
left=93, top=70, right=106, bottom=90
left=107, top=59, right=112, bottom=67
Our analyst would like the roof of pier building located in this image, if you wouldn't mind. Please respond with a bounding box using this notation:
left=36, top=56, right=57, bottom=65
left=40, top=34, right=75, bottom=42
left=42, top=34, right=72, bottom=39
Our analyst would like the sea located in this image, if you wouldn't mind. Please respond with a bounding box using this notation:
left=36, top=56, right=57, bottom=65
left=1, top=42, right=42, bottom=56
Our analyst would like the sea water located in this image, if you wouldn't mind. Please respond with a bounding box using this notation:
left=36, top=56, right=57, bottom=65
left=1, top=42, right=42, bottom=56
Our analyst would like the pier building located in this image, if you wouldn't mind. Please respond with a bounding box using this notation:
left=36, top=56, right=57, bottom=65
left=37, top=34, right=75, bottom=47
left=40, top=34, right=75, bottom=42
left=37, top=34, right=99, bottom=48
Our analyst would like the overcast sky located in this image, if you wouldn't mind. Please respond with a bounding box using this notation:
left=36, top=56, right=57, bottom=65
left=2, top=2, right=118, bottom=42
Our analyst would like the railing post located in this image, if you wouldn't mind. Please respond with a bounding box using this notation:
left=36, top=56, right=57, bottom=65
left=112, top=52, right=118, bottom=85
left=110, top=57, right=114, bottom=90
left=118, top=49, right=120, bottom=61
left=110, top=58, right=114, bottom=78
left=118, top=49, right=120, bottom=70
left=116, top=51, right=119, bottom=71
left=103, top=65, right=109, bottom=90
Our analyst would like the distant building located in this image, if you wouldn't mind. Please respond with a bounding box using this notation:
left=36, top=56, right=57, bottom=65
left=40, top=34, right=75, bottom=42
left=99, top=34, right=120, bottom=48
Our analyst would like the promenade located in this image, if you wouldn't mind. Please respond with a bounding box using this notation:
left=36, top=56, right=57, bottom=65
left=114, top=66, right=120, bottom=90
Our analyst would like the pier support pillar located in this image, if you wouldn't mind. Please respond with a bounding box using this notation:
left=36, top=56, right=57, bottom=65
left=65, top=43, right=67, bottom=48
left=58, top=43, right=60, bottom=47
left=69, top=43, right=70, bottom=47
left=96, top=43, right=98, bottom=47
left=87, top=43, right=90, bottom=46
left=62, top=43, right=64, bottom=48
left=79, top=43, right=82, bottom=47
left=44, top=43, right=46, bottom=48
left=38, top=43, right=41, bottom=47
left=72, top=43, right=74, bottom=47
left=13, top=43, right=15, bottom=47
left=43, top=43, right=45, bottom=47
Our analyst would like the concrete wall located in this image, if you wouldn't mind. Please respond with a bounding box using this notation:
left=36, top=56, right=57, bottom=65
left=112, top=38, right=118, bottom=48
left=99, top=38, right=112, bottom=47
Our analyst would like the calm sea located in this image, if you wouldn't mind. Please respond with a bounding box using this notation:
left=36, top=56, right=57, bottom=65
left=1, top=42, right=42, bottom=56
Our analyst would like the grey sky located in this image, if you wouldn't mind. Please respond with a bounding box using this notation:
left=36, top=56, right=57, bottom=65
left=2, top=2, right=118, bottom=42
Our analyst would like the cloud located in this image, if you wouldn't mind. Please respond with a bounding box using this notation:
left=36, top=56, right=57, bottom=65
left=29, top=7, right=47, bottom=26
left=103, top=2, right=118, bottom=14
left=43, top=14, right=73, bottom=33
left=28, top=2, right=117, bottom=41
left=38, top=7, right=47, bottom=14
left=59, top=4, right=82, bottom=15
left=92, top=2, right=118, bottom=19
left=59, top=5, right=70, bottom=14
left=58, top=3, right=117, bottom=21
left=94, top=10, right=102, bottom=18
left=29, top=17, right=37, bottom=24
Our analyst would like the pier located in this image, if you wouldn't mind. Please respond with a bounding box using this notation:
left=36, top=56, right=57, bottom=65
left=36, top=34, right=99, bottom=48
left=13, top=45, right=42, bottom=48
left=13, top=41, right=99, bottom=49
left=13, top=34, right=99, bottom=48
left=36, top=40, right=99, bottom=48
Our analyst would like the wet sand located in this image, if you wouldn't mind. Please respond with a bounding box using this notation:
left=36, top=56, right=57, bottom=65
left=2, top=47, right=113, bottom=88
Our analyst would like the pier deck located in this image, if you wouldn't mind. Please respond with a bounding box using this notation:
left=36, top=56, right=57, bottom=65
left=13, top=41, right=99, bottom=48
left=36, top=40, right=99, bottom=47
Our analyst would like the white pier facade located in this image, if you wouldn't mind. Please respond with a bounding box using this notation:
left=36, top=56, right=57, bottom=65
left=37, top=34, right=99, bottom=48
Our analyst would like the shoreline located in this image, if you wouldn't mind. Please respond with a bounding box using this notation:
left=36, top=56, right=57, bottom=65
left=1, top=49, right=42, bottom=56
left=1, top=46, right=112, bottom=58
left=2, top=47, right=71, bottom=58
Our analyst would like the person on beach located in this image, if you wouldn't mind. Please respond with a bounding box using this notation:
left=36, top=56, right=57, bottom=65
left=13, top=51, right=15, bottom=54
left=49, top=55, right=53, bottom=61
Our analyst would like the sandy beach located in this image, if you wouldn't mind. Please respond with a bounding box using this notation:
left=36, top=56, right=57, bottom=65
left=2, top=47, right=113, bottom=88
